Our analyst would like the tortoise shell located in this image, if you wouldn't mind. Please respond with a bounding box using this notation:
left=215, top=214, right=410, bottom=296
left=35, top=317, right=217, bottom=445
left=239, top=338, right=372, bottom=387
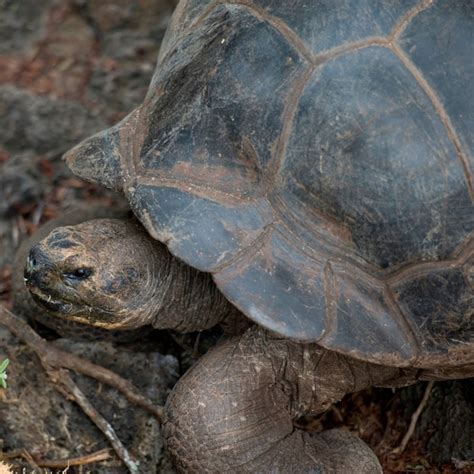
left=66, top=0, right=473, bottom=369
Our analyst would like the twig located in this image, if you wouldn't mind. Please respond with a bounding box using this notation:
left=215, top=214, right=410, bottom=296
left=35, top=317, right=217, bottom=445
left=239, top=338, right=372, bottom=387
left=0, top=451, right=23, bottom=461
left=52, top=370, right=139, bottom=474
left=392, top=381, right=435, bottom=454
left=1, top=448, right=110, bottom=469
left=39, top=448, right=111, bottom=468
left=0, top=306, right=162, bottom=473
left=20, top=449, right=42, bottom=473
left=0, top=305, right=163, bottom=420
left=5, top=449, right=43, bottom=473
left=452, top=458, right=474, bottom=469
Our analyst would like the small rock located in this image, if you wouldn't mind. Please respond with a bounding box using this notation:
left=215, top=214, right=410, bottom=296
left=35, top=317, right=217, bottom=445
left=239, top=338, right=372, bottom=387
left=0, top=86, right=106, bottom=154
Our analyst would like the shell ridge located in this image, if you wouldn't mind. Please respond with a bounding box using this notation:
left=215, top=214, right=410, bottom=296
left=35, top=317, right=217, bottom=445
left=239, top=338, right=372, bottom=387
left=390, top=0, right=434, bottom=42
left=321, top=260, right=338, bottom=342
left=220, top=0, right=314, bottom=62
left=385, top=235, right=474, bottom=286
left=388, top=42, right=474, bottom=201
left=267, top=65, right=316, bottom=193
left=212, top=221, right=275, bottom=277
left=383, top=284, right=422, bottom=362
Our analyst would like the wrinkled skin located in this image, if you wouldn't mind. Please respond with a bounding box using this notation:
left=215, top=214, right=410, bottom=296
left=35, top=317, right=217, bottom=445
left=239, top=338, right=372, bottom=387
left=165, top=326, right=415, bottom=473
left=25, top=218, right=474, bottom=473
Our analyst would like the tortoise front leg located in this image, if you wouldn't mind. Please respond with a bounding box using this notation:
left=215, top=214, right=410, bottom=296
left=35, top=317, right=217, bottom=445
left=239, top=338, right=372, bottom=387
left=164, top=326, right=416, bottom=473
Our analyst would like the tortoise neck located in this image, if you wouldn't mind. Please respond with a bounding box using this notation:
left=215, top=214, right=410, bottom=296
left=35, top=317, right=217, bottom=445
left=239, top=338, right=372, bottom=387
left=147, top=243, right=236, bottom=333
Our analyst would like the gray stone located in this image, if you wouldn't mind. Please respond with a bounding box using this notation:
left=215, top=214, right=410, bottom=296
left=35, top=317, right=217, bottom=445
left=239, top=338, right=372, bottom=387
left=0, top=86, right=106, bottom=154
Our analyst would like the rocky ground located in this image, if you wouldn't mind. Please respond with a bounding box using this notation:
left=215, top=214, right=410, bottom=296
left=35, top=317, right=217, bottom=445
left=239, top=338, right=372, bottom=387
left=0, top=1, right=473, bottom=473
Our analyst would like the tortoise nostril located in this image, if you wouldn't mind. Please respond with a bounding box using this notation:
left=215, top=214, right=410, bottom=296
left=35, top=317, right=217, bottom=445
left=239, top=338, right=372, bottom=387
left=24, top=253, right=53, bottom=290
left=28, top=248, right=38, bottom=269
left=27, top=246, right=49, bottom=271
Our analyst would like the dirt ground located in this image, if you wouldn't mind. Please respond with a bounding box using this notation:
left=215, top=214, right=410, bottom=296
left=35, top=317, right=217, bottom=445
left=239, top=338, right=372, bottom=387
left=0, top=1, right=473, bottom=473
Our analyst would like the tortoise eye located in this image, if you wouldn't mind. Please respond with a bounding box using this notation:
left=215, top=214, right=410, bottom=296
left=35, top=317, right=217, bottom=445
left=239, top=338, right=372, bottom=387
left=64, top=268, right=93, bottom=281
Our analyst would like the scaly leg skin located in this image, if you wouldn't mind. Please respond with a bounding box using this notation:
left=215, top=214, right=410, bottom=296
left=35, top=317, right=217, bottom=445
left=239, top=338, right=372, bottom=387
left=164, top=326, right=418, bottom=473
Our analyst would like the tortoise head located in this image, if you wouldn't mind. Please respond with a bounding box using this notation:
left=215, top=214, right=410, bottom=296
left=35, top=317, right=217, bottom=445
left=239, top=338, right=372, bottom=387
left=24, top=218, right=164, bottom=330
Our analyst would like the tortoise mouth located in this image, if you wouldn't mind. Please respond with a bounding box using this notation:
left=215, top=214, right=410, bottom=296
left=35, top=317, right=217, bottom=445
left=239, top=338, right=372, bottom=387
left=28, top=284, right=74, bottom=314
left=27, top=280, right=134, bottom=329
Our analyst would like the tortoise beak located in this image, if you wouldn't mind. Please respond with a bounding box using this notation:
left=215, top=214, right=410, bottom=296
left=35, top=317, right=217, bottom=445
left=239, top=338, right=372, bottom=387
left=24, top=246, right=52, bottom=287
left=24, top=245, right=65, bottom=312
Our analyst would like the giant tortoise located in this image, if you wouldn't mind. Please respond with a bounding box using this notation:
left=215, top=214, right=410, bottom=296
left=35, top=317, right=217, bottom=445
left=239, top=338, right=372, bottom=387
left=24, top=0, right=473, bottom=472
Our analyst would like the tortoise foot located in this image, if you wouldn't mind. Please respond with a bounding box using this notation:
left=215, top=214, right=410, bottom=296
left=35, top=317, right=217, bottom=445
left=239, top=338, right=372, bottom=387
left=164, top=327, right=382, bottom=473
